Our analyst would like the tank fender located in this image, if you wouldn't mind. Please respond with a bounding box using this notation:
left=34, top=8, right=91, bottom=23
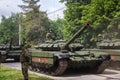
left=55, top=54, right=69, bottom=59
left=0, top=51, right=7, bottom=62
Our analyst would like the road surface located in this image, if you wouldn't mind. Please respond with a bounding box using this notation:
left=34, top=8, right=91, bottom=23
left=1, top=62, right=120, bottom=80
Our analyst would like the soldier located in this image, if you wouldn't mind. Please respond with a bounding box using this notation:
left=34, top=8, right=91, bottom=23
left=46, top=28, right=55, bottom=41
left=0, top=52, right=1, bottom=64
left=103, top=32, right=110, bottom=39
left=20, top=44, right=29, bottom=80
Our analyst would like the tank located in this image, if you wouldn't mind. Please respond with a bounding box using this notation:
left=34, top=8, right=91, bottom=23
left=97, top=38, right=120, bottom=70
left=28, top=23, right=111, bottom=76
left=97, top=39, right=120, bottom=49
left=97, top=38, right=120, bottom=61
left=0, top=38, right=21, bottom=62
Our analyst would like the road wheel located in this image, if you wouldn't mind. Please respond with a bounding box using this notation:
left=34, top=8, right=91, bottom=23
left=14, top=58, right=20, bottom=62
left=1, top=56, right=6, bottom=63
left=93, top=61, right=110, bottom=74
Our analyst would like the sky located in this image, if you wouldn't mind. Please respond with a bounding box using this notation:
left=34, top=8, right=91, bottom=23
left=0, top=0, right=65, bottom=21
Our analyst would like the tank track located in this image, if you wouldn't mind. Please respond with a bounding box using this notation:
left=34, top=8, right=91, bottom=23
left=29, top=59, right=68, bottom=76
left=50, top=59, right=68, bottom=76
left=29, top=60, right=109, bottom=75
left=95, top=60, right=110, bottom=73
left=109, top=61, right=120, bottom=70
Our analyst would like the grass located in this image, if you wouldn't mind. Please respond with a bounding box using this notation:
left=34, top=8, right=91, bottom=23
left=0, top=65, right=54, bottom=80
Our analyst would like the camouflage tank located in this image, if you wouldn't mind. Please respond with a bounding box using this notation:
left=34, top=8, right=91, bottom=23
left=28, top=23, right=111, bottom=76
left=0, top=38, right=21, bottom=62
left=97, top=38, right=120, bottom=69
left=96, top=38, right=120, bottom=61
left=97, top=39, right=120, bottom=49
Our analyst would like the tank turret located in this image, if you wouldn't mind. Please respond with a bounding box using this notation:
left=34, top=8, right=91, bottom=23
left=35, top=23, right=90, bottom=51
left=61, top=23, right=90, bottom=51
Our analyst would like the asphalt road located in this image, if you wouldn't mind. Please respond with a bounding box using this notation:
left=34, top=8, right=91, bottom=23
left=1, top=62, right=120, bottom=80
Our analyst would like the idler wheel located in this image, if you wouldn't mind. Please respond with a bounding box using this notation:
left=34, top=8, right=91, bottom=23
left=50, top=59, right=68, bottom=76
left=28, top=65, right=33, bottom=71
left=94, top=61, right=110, bottom=74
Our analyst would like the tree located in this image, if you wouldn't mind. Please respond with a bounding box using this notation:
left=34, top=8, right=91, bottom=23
left=61, top=0, right=120, bottom=47
left=0, top=14, right=19, bottom=45
left=81, top=0, right=120, bottom=46
left=19, top=0, right=50, bottom=44
left=61, top=0, right=92, bottom=47
left=49, top=18, right=64, bottom=40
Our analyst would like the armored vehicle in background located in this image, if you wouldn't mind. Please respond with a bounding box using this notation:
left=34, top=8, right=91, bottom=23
left=28, top=23, right=111, bottom=76
left=97, top=39, right=120, bottom=49
left=96, top=38, right=120, bottom=70
left=97, top=38, right=120, bottom=69
left=97, top=39, right=120, bottom=61
left=0, top=38, right=21, bottom=62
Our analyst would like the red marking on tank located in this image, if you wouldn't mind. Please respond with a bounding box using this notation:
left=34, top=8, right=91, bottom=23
left=32, top=57, right=48, bottom=63
left=111, top=56, right=115, bottom=60
left=39, top=58, right=41, bottom=62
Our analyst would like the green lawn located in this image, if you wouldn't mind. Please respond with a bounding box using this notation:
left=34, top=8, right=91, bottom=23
left=0, top=65, right=54, bottom=80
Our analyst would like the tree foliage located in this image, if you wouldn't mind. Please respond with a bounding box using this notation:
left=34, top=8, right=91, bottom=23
left=19, top=0, right=50, bottom=44
left=61, top=0, right=120, bottom=47
left=49, top=18, right=64, bottom=40
left=0, top=14, right=19, bottom=45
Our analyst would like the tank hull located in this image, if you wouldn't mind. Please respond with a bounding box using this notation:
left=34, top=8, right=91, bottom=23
left=28, top=49, right=110, bottom=76
left=87, top=49, right=120, bottom=61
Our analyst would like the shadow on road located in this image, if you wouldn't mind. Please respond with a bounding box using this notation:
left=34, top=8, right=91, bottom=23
left=57, top=68, right=118, bottom=77
left=102, top=70, right=118, bottom=74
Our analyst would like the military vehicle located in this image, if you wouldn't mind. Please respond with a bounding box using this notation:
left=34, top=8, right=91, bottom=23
left=97, top=39, right=120, bottom=61
left=97, top=39, right=120, bottom=49
left=0, top=38, right=21, bottom=62
left=96, top=38, right=120, bottom=70
left=28, top=23, right=111, bottom=76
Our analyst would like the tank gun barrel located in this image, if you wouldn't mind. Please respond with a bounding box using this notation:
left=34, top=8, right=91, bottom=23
left=61, top=23, right=90, bottom=51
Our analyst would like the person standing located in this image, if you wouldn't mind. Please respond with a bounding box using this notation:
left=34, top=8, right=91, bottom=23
left=46, top=28, right=55, bottom=41
left=20, top=44, right=29, bottom=80
left=0, top=52, right=1, bottom=64
left=103, top=32, right=110, bottom=39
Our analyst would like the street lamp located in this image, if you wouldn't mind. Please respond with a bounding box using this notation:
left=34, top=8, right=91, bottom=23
left=19, top=12, right=25, bottom=45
